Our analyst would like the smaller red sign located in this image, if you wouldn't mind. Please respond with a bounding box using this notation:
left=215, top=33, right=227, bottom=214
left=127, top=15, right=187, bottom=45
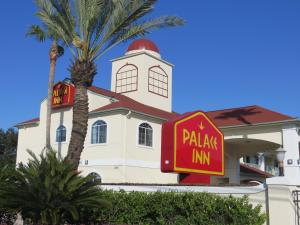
left=52, top=82, right=75, bottom=109
left=161, top=111, right=224, bottom=176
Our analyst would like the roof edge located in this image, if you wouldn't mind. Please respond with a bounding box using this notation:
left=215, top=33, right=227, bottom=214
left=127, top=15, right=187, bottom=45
left=240, top=163, right=273, bottom=178
left=207, top=105, right=294, bottom=120
left=220, top=118, right=300, bottom=130
left=89, top=107, right=170, bottom=121
left=110, top=52, right=174, bottom=67
left=15, top=118, right=40, bottom=128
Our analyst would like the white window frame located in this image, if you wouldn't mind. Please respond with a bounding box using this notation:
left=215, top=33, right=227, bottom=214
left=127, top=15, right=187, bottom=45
left=137, top=121, right=154, bottom=149
left=91, top=120, right=108, bottom=145
left=88, top=172, right=102, bottom=183
left=56, top=125, right=67, bottom=143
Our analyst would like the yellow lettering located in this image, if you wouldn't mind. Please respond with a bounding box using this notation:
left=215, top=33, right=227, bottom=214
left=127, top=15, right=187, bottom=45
left=204, top=151, right=210, bottom=165
left=192, top=148, right=195, bottom=163
left=189, top=131, right=197, bottom=146
left=53, top=97, right=62, bottom=104
left=210, top=136, right=217, bottom=150
left=192, top=148, right=210, bottom=165
left=183, top=129, right=190, bottom=144
left=203, top=134, right=210, bottom=149
left=214, top=137, right=218, bottom=150
left=53, top=90, right=58, bottom=97
left=197, top=132, right=202, bottom=148
left=195, top=149, right=203, bottom=164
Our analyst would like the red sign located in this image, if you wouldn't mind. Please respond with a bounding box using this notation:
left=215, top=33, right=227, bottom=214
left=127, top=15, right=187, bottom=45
left=52, top=82, right=75, bottom=108
left=161, top=111, right=224, bottom=176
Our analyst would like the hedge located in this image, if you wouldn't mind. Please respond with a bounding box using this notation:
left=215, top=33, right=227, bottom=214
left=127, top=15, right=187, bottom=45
left=0, top=207, right=16, bottom=225
left=0, top=190, right=266, bottom=225
left=97, top=190, right=266, bottom=225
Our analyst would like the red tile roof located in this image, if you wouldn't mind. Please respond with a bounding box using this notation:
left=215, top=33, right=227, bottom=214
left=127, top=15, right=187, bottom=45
left=206, top=105, right=294, bottom=127
left=16, top=87, right=296, bottom=127
left=89, top=86, right=179, bottom=120
left=15, top=117, right=40, bottom=126
left=240, top=163, right=273, bottom=178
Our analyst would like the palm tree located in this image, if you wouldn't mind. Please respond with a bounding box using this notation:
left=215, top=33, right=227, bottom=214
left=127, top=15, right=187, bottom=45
left=0, top=149, right=109, bottom=224
left=27, top=21, right=65, bottom=150
left=34, top=0, right=185, bottom=168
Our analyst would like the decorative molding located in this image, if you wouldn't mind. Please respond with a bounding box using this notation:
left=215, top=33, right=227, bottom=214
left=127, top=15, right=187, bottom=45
left=100, top=183, right=265, bottom=194
left=79, top=158, right=160, bottom=169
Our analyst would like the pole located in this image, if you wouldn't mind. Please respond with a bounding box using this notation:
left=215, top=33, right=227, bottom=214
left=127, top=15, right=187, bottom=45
left=264, top=182, right=270, bottom=225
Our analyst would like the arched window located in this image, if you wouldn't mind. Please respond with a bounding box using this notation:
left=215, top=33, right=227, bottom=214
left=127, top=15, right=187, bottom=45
left=56, top=125, right=66, bottom=142
left=88, top=172, right=102, bottom=183
left=138, top=123, right=153, bottom=147
left=91, top=120, right=107, bottom=144
left=148, top=66, right=168, bottom=97
left=115, top=64, right=138, bottom=93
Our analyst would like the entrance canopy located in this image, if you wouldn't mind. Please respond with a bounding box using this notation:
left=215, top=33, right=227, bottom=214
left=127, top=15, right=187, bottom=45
left=225, top=138, right=280, bottom=157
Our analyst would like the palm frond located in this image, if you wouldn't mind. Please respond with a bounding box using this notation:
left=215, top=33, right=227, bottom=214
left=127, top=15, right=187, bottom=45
left=95, top=16, right=185, bottom=60
left=26, top=25, right=47, bottom=42
left=74, top=0, right=114, bottom=59
left=99, top=0, right=157, bottom=48
left=33, top=0, right=75, bottom=56
left=48, top=0, right=76, bottom=42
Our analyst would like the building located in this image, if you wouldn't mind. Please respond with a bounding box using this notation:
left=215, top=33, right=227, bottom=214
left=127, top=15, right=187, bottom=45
left=16, top=39, right=300, bottom=185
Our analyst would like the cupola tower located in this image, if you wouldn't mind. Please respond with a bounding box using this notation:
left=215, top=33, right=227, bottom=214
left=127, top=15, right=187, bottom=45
left=111, top=39, right=173, bottom=112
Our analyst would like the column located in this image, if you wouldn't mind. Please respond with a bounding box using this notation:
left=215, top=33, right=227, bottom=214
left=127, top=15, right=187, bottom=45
left=282, top=125, right=300, bottom=185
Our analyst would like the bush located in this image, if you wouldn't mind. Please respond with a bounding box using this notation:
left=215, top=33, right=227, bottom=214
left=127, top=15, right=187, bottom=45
left=0, top=149, right=110, bottom=225
left=0, top=208, right=16, bottom=225
left=97, top=190, right=266, bottom=225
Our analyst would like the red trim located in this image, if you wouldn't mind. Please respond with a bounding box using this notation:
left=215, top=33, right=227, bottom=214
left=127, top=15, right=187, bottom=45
left=148, top=65, right=168, bottom=98
left=15, top=118, right=40, bottom=126
left=179, top=173, right=211, bottom=184
left=240, top=163, right=273, bottom=178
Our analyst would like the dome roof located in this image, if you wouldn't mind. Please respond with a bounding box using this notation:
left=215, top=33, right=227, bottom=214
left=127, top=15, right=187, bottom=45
left=127, top=39, right=160, bottom=53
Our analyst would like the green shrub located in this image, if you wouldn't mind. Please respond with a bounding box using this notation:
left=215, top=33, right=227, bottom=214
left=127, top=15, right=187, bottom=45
left=0, top=208, right=16, bottom=225
left=0, top=149, right=110, bottom=225
left=97, top=190, right=266, bottom=225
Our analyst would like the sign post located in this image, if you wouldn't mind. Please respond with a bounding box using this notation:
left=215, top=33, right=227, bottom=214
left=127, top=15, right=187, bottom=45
left=161, top=111, right=224, bottom=183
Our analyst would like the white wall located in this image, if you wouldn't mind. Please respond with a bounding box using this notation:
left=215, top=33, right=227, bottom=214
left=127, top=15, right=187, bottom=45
left=111, top=53, right=173, bottom=112
left=88, top=90, right=112, bottom=111
left=282, top=125, right=300, bottom=185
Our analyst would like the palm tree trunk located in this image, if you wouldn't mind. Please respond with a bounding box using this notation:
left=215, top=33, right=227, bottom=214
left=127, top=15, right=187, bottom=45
left=67, top=83, right=89, bottom=168
left=46, top=43, right=58, bottom=149
left=67, top=59, right=96, bottom=168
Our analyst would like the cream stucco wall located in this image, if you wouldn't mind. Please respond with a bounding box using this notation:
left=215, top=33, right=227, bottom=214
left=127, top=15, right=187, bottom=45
left=16, top=124, right=42, bottom=164
left=17, top=93, right=299, bottom=185
left=87, top=90, right=112, bottom=111
left=78, top=111, right=177, bottom=184
left=17, top=93, right=178, bottom=184
left=111, top=52, right=173, bottom=112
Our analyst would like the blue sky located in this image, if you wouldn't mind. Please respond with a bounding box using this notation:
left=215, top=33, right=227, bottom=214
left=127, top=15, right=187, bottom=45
left=1, top=0, right=300, bottom=130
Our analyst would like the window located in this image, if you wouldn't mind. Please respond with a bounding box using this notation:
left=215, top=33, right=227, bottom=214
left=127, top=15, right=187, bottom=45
left=138, top=123, right=153, bottom=147
left=116, top=64, right=138, bottom=93
left=91, top=120, right=107, bottom=144
left=148, top=66, right=168, bottom=97
left=56, top=125, right=66, bottom=142
left=243, top=156, right=250, bottom=163
left=88, top=172, right=102, bottom=183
